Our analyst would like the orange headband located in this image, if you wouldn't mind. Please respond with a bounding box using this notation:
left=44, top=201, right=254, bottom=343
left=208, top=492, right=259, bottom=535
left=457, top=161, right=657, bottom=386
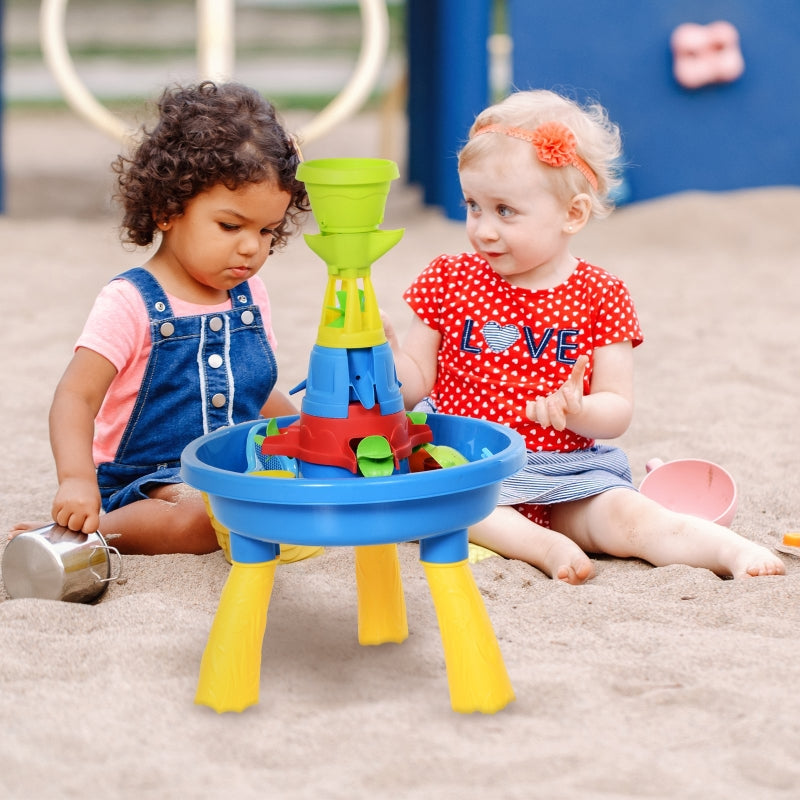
left=472, top=121, right=598, bottom=191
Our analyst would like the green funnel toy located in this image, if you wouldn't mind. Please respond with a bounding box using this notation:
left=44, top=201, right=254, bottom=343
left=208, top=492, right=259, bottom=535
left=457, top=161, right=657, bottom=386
left=296, top=158, right=404, bottom=349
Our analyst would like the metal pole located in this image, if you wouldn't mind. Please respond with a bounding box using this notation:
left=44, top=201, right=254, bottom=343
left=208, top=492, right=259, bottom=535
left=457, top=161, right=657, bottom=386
left=197, top=0, right=235, bottom=82
left=39, top=0, right=129, bottom=142
left=299, top=0, right=390, bottom=144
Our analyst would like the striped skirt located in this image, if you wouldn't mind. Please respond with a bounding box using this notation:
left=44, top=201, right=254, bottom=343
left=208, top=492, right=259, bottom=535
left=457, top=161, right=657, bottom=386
left=412, top=398, right=637, bottom=527
left=499, top=444, right=636, bottom=506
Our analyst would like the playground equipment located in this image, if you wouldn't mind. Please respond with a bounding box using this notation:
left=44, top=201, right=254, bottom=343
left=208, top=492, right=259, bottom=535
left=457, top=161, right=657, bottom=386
left=181, top=158, right=526, bottom=714
left=408, top=0, right=800, bottom=217
left=670, top=21, right=745, bottom=90
left=38, top=0, right=391, bottom=145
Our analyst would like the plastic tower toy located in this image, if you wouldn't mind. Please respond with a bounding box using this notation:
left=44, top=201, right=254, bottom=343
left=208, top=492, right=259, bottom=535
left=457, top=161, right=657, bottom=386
left=257, top=158, right=432, bottom=478
left=181, top=159, right=526, bottom=714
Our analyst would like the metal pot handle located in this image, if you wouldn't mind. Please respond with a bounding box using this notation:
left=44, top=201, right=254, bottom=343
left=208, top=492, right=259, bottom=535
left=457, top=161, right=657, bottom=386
left=89, top=544, right=123, bottom=583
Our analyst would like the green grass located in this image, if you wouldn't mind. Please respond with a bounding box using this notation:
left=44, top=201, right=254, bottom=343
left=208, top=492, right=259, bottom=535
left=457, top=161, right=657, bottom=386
left=9, top=42, right=377, bottom=60
left=6, top=4, right=406, bottom=60
left=5, top=91, right=390, bottom=114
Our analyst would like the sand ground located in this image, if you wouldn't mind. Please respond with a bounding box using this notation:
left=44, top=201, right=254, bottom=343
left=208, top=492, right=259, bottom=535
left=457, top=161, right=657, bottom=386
left=1, top=106, right=799, bottom=800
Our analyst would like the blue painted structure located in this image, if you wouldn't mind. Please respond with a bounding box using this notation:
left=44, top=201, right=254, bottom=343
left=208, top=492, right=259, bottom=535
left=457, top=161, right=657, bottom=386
left=0, top=0, right=5, bottom=213
left=406, top=0, right=491, bottom=218
left=407, top=0, right=800, bottom=219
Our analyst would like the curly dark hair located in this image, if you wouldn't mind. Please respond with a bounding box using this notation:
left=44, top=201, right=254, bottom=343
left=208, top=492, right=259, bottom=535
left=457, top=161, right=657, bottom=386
left=113, top=81, right=309, bottom=248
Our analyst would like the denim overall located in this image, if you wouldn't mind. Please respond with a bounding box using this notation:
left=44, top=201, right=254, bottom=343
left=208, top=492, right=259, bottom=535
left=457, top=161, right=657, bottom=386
left=97, top=267, right=277, bottom=511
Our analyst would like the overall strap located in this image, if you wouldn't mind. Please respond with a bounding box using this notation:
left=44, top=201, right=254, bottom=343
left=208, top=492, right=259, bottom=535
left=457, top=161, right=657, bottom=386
left=229, top=280, right=254, bottom=307
left=115, top=267, right=174, bottom=322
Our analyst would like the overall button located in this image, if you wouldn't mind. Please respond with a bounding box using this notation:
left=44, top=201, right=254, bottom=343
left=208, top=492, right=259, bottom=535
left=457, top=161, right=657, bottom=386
left=241, top=310, right=255, bottom=325
left=160, top=322, right=175, bottom=337
left=154, top=301, right=166, bottom=312
left=237, top=294, right=248, bottom=304
left=208, top=354, right=223, bottom=369
left=211, top=393, right=226, bottom=408
left=209, top=317, right=223, bottom=332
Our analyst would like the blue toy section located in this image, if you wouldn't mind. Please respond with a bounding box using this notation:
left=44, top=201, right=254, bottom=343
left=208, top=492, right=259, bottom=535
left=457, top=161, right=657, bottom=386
left=180, top=413, right=525, bottom=549
left=407, top=0, right=800, bottom=219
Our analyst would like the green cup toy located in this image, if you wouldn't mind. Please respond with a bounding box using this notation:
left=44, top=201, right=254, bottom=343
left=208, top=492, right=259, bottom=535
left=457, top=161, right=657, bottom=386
left=297, top=158, right=404, bottom=349
left=296, top=157, right=399, bottom=233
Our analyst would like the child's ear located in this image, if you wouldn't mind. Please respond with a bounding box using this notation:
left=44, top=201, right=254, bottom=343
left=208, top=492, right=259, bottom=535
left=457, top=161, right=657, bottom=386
left=564, top=193, right=592, bottom=234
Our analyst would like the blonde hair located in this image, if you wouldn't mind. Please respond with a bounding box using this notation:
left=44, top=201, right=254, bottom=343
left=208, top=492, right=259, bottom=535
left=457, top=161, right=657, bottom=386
left=459, top=90, right=623, bottom=218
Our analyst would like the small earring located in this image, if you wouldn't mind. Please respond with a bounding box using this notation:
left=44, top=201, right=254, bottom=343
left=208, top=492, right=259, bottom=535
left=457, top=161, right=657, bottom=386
left=567, top=225, right=574, bottom=232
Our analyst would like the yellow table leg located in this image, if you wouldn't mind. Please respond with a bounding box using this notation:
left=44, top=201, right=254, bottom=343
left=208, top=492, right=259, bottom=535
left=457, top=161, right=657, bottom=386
left=195, top=559, right=277, bottom=713
left=355, top=544, right=408, bottom=645
left=422, top=559, right=514, bottom=714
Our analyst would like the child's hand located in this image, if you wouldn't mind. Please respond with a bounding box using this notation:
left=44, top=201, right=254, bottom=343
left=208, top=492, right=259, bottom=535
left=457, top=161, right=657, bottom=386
left=379, top=309, right=399, bottom=350
left=525, top=355, right=589, bottom=431
left=52, top=477, right=102, bottom=534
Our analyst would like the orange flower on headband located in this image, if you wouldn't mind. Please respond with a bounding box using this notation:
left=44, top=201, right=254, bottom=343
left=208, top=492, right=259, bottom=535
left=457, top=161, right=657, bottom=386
left=472, top=121, right=598, bottom=190
left=531, top=122, right=577, bottom=168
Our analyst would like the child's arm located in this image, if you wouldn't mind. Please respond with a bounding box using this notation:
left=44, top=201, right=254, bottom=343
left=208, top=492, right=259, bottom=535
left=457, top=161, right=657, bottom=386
left=383, top=313, right=441, bottom=408
left=260, top=389, right=298, bottom=419
left=526, top=341, right=634, bottom=439
left=49, top=348, right=117, bottom=533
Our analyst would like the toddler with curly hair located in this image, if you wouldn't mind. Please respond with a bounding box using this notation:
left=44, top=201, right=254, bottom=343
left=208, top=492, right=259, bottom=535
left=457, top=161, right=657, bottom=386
left=13, top=81, right=307, bottom=554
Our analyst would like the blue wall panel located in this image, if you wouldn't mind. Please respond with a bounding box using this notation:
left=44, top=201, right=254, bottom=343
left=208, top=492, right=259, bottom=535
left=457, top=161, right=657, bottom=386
left=507, top=0, right=800, bottom=202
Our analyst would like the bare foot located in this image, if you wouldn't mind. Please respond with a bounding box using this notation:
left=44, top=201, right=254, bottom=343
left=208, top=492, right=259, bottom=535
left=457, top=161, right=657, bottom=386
left=469, top=507, right=595, bottom=585
left=543, top=537, right=595, bottom=585
left=728, top=541, right=785, bottom=578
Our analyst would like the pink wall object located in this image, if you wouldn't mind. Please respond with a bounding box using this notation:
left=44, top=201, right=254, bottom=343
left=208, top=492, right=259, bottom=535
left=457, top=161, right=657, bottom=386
left=671, top=21, right=745, bottom=89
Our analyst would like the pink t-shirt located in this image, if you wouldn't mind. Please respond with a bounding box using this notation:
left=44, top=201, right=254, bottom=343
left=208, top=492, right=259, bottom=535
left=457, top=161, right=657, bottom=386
left=404, top=254, right=643, bottom=453
left=75, top=274, right=277, bottom=465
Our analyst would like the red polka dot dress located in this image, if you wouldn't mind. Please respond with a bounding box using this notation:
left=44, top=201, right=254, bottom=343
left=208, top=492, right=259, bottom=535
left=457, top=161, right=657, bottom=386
left=404, top=253, right=644, bottom=525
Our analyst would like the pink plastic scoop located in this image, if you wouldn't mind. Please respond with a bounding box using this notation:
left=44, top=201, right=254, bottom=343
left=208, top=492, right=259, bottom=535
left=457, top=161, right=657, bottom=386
left=639, top=457, right=738, bottom=527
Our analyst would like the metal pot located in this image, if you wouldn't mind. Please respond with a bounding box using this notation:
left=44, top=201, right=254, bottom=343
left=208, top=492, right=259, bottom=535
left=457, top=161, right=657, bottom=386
left=2, top=523, right=122, bottom=603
